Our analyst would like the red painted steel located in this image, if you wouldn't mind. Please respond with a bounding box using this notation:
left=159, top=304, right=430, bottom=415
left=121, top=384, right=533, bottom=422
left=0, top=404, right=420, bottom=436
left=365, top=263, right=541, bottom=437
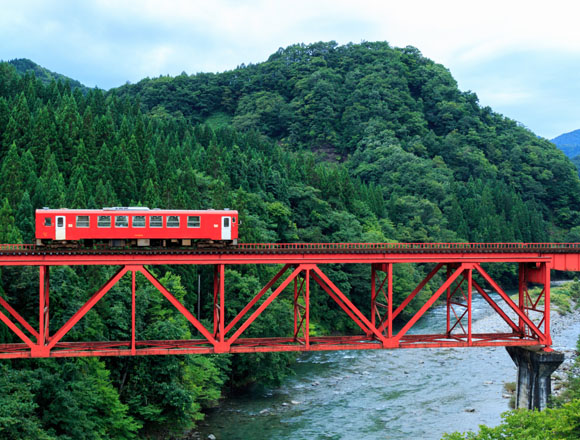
left=0, top=243, right=573, bottom=358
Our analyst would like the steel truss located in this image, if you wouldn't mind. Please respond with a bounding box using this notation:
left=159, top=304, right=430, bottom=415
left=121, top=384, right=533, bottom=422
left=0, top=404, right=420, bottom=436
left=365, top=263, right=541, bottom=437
left=0, top=249, right=554, bottom=358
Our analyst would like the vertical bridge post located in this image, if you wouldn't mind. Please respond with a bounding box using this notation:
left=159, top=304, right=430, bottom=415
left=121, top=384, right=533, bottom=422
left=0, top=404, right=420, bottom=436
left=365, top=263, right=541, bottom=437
left=39, top=265, right=50, bottom=349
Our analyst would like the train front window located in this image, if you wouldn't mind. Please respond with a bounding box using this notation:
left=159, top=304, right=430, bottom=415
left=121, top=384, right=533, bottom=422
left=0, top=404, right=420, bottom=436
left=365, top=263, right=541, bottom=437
left=44, top=217, right=52, bottom=227
left=115, top=216, right=128, bottom=228
left=187, top=216, right=200, bottom=228
left=76, top=216, right=90, bottom=228
left=150, top=216, right=162, bottom=228
left=167, top=216, right=180, bottom=228
left=98, top=216, right=111, bottom=227
left=133, top=216, right=146, bottom=228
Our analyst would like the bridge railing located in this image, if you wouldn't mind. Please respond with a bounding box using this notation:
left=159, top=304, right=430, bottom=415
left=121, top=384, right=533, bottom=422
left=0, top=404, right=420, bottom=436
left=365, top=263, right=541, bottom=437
left=236, top=242, right=580, bottom=251
left=0, top=244, right=37, bottom=251
left=2, top=242, right=580, bottom=252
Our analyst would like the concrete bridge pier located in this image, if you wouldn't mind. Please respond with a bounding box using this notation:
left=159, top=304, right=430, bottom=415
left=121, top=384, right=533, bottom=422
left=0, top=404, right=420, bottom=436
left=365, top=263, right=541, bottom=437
left=506, top=346, right=564, bottom=410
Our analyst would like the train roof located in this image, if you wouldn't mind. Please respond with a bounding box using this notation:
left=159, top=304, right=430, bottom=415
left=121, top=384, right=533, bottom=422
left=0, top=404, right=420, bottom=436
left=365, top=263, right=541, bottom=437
left=35, top=208, right=238, bottom=215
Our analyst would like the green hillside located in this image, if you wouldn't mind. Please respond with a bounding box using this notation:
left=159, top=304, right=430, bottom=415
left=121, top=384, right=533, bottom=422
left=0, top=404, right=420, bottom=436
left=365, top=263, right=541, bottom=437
left=7, top=58, right=88, bottom=92
left=0, top=41, right=579, bottom=438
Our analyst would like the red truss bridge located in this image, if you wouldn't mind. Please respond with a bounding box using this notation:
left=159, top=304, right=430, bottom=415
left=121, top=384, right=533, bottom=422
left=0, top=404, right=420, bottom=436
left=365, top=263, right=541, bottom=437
left=0, top=242, right=579, bottom=359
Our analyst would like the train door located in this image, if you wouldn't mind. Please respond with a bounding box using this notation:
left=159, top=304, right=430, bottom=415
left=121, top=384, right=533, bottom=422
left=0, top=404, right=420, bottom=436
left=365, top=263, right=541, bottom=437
left=221, top=216, right=231, bottom=240
left=55, top=216, right=66, bottom=240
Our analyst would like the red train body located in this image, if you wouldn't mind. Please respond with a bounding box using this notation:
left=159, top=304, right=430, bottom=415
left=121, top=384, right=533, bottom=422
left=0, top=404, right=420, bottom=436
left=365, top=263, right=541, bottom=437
left=35, top=208, right=239, bottom=247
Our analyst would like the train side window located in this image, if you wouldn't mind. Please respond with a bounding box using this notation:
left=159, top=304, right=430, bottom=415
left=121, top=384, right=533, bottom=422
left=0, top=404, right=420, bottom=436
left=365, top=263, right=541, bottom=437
left=223, top=217, right=230, bottom=228
left=57, top=217, right=64, bottom=228
left=167, top=216, right=180, bottom=228
left=98, top=216, right=111, bottom=227
left=133, top=216, right=146, bottom=228
left=44, top=217, right=52, bottom=227
left=76, top=216, right=90, bottom=228
left=187, top=216, right=200, bottom=228
left=115, top=216, right=129, bottom=228
left=232, top=217, right=236, bottom=223
left=150, top=216, right=163, bottom=228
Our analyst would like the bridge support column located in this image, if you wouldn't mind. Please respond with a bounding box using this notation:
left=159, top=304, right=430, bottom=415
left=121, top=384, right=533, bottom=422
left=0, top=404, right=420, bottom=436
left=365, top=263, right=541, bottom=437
left=506, top=346, right=564, bottom=410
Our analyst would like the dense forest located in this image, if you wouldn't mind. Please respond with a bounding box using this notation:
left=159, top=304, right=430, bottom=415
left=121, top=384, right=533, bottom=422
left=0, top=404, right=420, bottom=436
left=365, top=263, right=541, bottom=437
left=1, top=41, right=580, bottom=438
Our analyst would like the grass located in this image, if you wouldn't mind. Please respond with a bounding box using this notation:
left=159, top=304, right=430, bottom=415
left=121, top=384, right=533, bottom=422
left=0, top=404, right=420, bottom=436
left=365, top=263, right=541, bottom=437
left=504, top=382, right=516, bottom=393
left=509, top=280, right=580, bottom=315
left=204, top=112, right=233, bottom=129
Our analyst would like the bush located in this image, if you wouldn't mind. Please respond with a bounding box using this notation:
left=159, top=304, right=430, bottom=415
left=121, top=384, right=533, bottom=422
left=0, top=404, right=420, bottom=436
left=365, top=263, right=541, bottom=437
left=443, top=399, right=580, bottom=439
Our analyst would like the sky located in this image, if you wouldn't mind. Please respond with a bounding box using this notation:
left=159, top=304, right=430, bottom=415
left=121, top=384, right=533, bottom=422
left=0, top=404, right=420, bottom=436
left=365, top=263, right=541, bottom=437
left=1, top=0, right=579, bottom=139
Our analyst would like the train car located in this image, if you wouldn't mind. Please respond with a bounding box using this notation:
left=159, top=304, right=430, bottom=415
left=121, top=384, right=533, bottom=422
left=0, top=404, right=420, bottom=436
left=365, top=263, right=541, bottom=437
left=35, top=207, right=239, bottom=247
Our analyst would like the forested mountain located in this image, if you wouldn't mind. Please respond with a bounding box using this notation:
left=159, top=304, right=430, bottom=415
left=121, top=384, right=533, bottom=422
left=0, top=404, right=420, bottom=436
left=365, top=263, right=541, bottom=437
left=1, top=41, right=580, bottom=438
left=552, top=129, right=580, bottom=158
left=6, top=58, right=88, bottom=92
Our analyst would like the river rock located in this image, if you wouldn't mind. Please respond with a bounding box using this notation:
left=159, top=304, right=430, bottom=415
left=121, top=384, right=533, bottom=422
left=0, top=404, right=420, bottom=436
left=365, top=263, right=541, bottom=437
left=464, top=407, right=476, bottom=412
left=208, top=435, right=216, bottom=440
left=259, top=409, right=269, bottom=415
left=291, top=400, right=301, bottom=405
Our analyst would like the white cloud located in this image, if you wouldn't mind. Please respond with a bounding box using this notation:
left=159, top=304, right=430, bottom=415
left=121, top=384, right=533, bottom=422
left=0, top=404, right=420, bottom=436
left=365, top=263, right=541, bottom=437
left=480, top=89, right=533, bottom=106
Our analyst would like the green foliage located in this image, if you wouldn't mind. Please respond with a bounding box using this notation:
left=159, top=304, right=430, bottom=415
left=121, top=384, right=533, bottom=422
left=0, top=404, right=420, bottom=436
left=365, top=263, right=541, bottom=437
left=8, top=58, right=88, bottom=91
left=0, top=198, right=22, bottom=243
left=0, top=359, right=140, bottom=440
left=0, top=365, right=52, bottom=440
left=443, top=400, right=580, bottom=439
left=33, top=358, right=140, bottom=440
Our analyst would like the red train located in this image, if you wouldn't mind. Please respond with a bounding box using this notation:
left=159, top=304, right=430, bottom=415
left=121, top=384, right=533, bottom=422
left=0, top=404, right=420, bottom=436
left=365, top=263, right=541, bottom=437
left=35, top=208, right=239, bottom=247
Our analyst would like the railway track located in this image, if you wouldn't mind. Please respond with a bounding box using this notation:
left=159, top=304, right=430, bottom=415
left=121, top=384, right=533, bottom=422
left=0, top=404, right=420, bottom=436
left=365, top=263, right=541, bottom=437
left=1, top=242, right=580, bottom=256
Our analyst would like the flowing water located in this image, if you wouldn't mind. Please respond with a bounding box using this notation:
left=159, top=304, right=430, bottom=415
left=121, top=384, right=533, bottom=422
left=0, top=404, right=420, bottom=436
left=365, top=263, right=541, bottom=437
left=198, top=290, right=580, bottom=440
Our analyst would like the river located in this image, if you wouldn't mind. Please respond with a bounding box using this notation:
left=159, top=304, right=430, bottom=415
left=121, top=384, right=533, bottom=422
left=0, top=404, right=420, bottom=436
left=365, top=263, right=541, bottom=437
left=197, top=289, right=580, bottom=439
